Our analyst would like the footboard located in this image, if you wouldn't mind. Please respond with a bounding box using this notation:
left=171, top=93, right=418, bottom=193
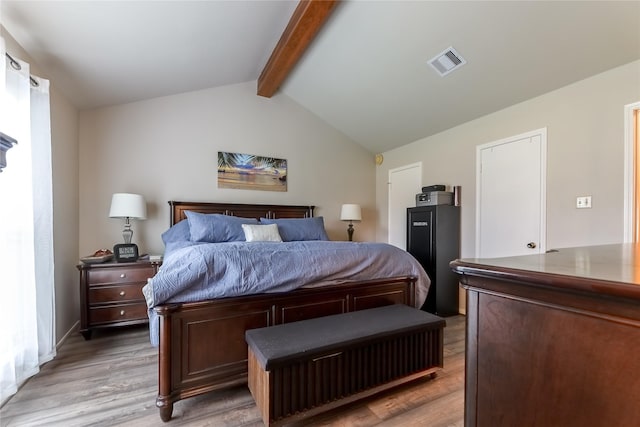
left=154, top=276, right=417, bottom=421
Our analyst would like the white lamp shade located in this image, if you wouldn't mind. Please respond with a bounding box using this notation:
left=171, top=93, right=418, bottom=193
left=109, top=193, right=147, bottom=219
left=340, top=204, right=362, bottom=221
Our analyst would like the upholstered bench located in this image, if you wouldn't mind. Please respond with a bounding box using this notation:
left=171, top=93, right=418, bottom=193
left=245, top=304, right=445, bottom=426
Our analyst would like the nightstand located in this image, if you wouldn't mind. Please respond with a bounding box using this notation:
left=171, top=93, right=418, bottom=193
left=77, top=260, right=161, bottom=340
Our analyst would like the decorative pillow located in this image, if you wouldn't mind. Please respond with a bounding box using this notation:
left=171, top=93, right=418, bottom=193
left=241, top=223, right=283, bottom=242
left=185, top=211, right=258, bottom=243
left=161, top=220, right=191, bottom=245
left=259, top=217, right=330, bottom=242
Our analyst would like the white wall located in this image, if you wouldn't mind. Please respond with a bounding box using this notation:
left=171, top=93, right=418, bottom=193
left=3, top=30, right=80, bottom=343
left=50, top=86, right=79, bottom=342
left=376, top=60, right=640, bottom=311
left=79, top=81, right=376, bottom=255
left=12, top=23, right=637, bottom=334
left=377, top=60, right=640, bottom=253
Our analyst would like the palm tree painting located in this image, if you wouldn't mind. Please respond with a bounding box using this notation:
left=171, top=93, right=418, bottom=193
left=218, top=151, right=287, bottom=192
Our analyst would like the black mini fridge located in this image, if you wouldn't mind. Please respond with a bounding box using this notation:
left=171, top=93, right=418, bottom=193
left=407, top=205, right=460, bottom=316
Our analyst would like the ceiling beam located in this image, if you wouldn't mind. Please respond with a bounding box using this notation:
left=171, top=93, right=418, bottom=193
left=257, top=0, right=340, bottom=98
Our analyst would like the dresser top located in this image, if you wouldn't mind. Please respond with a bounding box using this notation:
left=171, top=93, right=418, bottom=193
left=451, top=243, right=640, bottom=301
left=76, top=259, right=160, bottom=270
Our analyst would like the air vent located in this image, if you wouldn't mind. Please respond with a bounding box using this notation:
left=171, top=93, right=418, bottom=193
left=428, top=46, right=466, bottom=77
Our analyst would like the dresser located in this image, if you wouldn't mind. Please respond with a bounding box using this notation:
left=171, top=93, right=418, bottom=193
left=77, top=260, right=161, bottom=339
left=451, top=244, right=640, bottom=426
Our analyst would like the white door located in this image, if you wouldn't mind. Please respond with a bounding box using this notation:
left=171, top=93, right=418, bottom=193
left=623, top=101, right=640, bottom=243
left=476, top=129, right=546, bottom=258
left=388, top=163, right=422, bottom=249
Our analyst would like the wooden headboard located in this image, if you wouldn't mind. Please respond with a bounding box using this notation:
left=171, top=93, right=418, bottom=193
left=169, top=201, right=315, bottom=226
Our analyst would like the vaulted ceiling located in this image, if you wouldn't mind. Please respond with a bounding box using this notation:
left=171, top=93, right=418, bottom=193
left=2, top=1, right=640, bottom=153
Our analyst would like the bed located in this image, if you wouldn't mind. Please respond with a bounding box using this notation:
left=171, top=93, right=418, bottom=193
left=146, top=201, right=430, bottom=421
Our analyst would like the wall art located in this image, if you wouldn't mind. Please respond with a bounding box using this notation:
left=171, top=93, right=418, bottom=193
left=218, top=151, right=287, bottom=192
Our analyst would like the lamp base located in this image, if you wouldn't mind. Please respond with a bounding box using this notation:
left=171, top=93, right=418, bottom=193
left=122, top=218, right=133, bottom=244
left=347, top=223, right=354, bottom=242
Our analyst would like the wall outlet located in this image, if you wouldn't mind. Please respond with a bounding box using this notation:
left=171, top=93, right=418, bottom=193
left=576, top=196, right=592, bottom=209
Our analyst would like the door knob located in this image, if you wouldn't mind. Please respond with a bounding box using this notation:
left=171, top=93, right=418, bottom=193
left=527, top=242, right=537, bottom=249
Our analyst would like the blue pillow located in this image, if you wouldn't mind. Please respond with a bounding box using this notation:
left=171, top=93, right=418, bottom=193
left=161, top=220, right=191, bottom=245
left=259, top=217, right=329, bottom=241
left=186, top=211, right=258, bottom=243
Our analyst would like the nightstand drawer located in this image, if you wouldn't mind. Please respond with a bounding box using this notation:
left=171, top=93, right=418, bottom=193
left=78, top=260, right=161, bottom=339
left=89, top=283, right=145, bottom=305
left=88, top=266, right=155, bottom=285
left=89, top=303, right=148, bottom=325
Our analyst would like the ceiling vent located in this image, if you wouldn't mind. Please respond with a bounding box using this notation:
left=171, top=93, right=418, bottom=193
left=428, top=47, right=466, bottom=77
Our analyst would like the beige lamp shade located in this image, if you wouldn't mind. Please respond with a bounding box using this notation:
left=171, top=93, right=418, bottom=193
left=340, top=204, right=361, bottom=242
left=109, top=193, right=146, bottom=244
left=109, top=193, right=147, bottom=219
left=340, top=204, right=362, bottom=221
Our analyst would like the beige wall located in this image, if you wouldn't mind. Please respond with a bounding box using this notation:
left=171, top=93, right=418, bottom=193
left=79, top=81, right=376, bottom=256
left=50, top=86, right=79, bottom=343
left=377, top=59, right=640, bottom=253
left=376, top=60, right=640, bottom=311
left=3, top=30, right=80, bottom=343
left=11, top=19, right=638, bottom=337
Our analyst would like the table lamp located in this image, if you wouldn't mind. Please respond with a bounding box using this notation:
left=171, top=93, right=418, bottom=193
left=109, top=193, right=146, bottom=262
left=340, top=204, right=361, bottom=241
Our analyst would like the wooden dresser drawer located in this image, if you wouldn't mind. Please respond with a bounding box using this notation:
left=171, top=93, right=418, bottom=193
left=89, top=303, right=148, bottom=325
left=88, top=266, right=155, bottom=285
left=78, top=260, right=162, bottom=340
left=89, top=283, right=145, bottom=305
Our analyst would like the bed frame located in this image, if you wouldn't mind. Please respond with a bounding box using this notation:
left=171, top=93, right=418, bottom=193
left=154, top=201, right=419, bottom=421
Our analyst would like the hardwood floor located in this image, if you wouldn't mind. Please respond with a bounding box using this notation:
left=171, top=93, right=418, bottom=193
left=0, top=315, right=465, bottom=427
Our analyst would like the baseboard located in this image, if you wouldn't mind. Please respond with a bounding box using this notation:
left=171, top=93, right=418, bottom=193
left=458, top=307, right=466, bottom=315
left=39, top=321, right=79, bottom=366
left=57, top=320, right=79, bottom=350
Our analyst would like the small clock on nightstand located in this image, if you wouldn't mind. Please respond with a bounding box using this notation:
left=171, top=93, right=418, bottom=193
left=113, top=243, right=139, bottom=262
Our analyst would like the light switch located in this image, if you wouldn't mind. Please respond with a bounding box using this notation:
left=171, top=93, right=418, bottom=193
left=576, top=196, right=592, bottom=209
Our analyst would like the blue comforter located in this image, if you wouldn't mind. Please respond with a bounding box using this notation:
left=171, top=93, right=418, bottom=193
left=143, top=240, right=430, bottom=346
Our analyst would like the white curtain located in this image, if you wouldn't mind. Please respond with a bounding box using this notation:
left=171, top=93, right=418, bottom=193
left=0, top=37, right=56, bottom=405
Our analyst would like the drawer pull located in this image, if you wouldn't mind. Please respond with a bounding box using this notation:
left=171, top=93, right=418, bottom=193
left=119, top=291, right=126, bottom=296
left=120, top=273, right=126, bottom=278
left=120, top=310, right=125, bottom=316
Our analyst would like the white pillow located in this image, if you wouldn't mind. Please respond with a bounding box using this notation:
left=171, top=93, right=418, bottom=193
left=241, top=223, right=283, bottom=242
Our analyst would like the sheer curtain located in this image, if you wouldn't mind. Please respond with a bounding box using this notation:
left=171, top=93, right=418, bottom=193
left=0, top=37, right=55, bottom=405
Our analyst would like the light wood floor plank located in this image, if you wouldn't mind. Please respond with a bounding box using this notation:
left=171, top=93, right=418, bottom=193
left=0, top=316, right=465, bottom=426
